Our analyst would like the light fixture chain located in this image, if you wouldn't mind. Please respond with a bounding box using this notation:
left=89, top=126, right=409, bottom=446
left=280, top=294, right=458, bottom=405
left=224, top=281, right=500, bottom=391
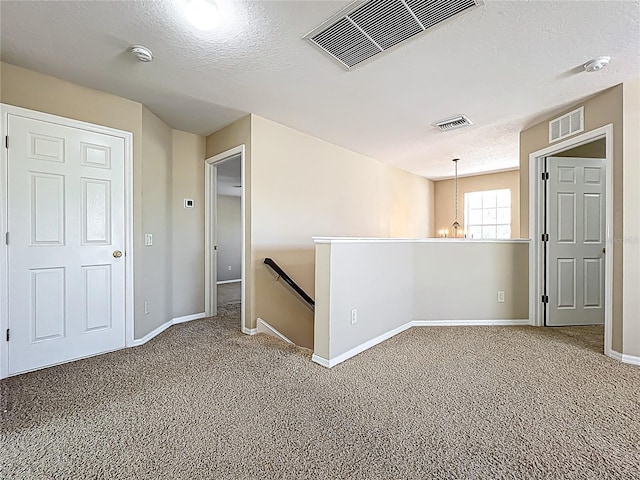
left=454, top=159, right=458, bottom=223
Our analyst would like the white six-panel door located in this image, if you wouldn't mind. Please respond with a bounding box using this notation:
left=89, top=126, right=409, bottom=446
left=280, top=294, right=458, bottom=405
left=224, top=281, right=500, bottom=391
left=7, top=114, right=126, bottom=375
left=547, top=157, right=606, bottom=326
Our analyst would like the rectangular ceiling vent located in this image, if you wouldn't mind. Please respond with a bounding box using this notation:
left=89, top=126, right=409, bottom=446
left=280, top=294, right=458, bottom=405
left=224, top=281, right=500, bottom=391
left=432, top=114, right=473, bottom=132
left=549, top=107, right=584, bottom=143
left=304, top=0, right=483, bottom=70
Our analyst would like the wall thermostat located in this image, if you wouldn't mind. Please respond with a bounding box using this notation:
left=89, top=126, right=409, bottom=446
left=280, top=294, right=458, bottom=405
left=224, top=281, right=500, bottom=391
left=184, top=199, right=194, bottom=208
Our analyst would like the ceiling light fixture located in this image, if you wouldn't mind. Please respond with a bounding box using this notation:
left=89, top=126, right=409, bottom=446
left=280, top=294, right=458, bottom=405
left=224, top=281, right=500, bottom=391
left=583, top=56, right=610, bottom=73
left=439, top=159, right=464, bottom=239
left=184, top=0, right=220, bottom=31
left=450, top=158, right=463, bottom=238
left=129, top=45, right=153, bottom=62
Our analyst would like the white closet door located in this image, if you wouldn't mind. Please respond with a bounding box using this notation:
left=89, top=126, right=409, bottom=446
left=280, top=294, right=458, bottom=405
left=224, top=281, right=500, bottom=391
left=8, top=114, right=126, bottom=375
left=547, top=157, right=605, bottom=326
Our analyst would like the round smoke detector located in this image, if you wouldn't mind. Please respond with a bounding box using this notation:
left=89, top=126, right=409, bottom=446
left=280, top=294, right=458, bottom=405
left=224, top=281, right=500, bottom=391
left=584, top=56, right=610, bottom=73
left=130, top=45, right=154, bottom=63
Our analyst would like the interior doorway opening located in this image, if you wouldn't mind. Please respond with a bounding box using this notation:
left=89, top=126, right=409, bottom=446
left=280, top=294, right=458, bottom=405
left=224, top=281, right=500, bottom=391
left=528, top=125, right=613, bottom=356
left=544, top=139, right=606, bottom=327
left=205, top=146, right=245, bottom=332
left=214, top=156, right=242, bottom=310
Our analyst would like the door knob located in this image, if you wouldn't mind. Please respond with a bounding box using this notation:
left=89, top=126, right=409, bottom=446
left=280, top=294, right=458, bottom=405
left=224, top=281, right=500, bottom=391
left=602, top=247, right=606, bottom=254
left=113, top=250, right=123, bottom=258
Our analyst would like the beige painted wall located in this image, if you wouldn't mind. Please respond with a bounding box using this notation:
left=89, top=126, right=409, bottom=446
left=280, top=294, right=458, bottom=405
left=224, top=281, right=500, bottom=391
left=555, top=138, right=606, bottom=158
left=216, top=195, right=242, bottom=281
left=205, top=116, right=252, bottom=331
left=520, top=85, right=624, bottom=352
left=139, top=108, right=173, bottom=337
left=622, top=78, right=640, bottom=357
left=325, top=241, right=414, bottom=359
left=313, top=239, right=528, bottom=365
left=434, top=170, right=520, bottom=238
left=313, top=243, right=331, bottom=360
left=413, top=241, right=529, bottom=320
left=1, top=62, right=206, bottom=340
left=251, top=115, right=434, bottom=348
left=172, top=130, right=206, bottom=318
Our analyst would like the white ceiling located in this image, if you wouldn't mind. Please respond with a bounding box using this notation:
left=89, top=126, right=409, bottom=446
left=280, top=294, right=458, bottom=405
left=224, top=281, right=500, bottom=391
left=1, top=0, right=639, bottom=179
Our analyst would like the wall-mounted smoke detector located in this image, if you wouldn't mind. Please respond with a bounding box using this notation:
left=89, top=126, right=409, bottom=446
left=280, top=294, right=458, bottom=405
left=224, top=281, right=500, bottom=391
left=304, top=0, right=483, bottom=70
left=584, top=56, right=610, bottom=73
left=129, top=45, right=153, bottom=62
left=432, top=115, right=473, bottom=132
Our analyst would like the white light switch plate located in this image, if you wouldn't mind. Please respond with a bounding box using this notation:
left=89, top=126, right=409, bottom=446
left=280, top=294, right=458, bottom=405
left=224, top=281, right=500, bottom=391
left=145, top=233, right=153, bottom=246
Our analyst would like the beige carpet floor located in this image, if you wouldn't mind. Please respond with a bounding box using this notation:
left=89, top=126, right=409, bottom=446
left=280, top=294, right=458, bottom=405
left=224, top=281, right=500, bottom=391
left=217, top=282, right=241, bottom=306
left=1, top=305, right=639, bottom=479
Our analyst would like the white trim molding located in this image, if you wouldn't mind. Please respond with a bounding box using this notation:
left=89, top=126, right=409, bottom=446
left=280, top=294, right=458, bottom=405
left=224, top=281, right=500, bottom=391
left=205, top=145, right=247, bottom=337
left=257, top=318, right=294, bottom=344
left=609, top=350, right=640, bottom=366
left=311, top=354, right=332, bottom=368
left=242, top=327, right=257, bottom=335
left=132, top=321, right=174, bottom=347
left=314, top=322, right=414, bottom=368
left=173, top=312, right=206, bottom=324
left=132, top=313, right=207, bottom=347
left=312, top=320, right=530, bottom=368
left=0, top=104, right=135, bottom=379
left=527, top=124, right=614, bottom=357
left=413, top=319, right=530, bottom=327
left=313, top=237, right=530, bottom=245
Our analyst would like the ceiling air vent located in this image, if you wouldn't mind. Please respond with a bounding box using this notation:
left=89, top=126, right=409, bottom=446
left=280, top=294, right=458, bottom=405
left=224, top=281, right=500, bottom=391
left=304, top=0, right=483, bottom=70
left=549, top=107, right=584, bottom=143
left=432, top=114, right=473, bottom=132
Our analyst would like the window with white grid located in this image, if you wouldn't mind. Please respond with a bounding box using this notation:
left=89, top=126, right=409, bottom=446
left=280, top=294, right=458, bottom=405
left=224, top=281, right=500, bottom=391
left=464, top=189, right=511, bottom=239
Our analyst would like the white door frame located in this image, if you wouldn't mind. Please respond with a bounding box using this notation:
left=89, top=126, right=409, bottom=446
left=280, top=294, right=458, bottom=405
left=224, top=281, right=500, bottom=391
left=204, top=145, right=246, bottom=333
left=528, top=124, right=613, bottom=355
left=0, top=104, right=135, bottom=379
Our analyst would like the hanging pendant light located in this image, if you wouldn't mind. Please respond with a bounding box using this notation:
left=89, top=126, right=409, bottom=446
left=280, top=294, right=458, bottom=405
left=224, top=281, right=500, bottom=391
left=451, top=158, right=462, bottom=238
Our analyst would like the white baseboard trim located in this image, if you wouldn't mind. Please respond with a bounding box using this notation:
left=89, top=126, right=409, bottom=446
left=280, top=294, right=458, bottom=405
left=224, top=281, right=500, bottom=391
left=173, top=312, right=206, bottom=324
left=242, top=326, right=257, bottom=335
left=132, top=312, right=207, bottom=346
left=609, top=350, right=640, bottom=366
left=313, top=319, right=531, bottom=368
left=132, top=320, right=173, bottom=347
left=412, top=319, right=530, bottom=327
left=217, top=279, right=241, bottom=285
left=608, top=349, right=622, bottom=361
left=257, top=318, right=294, bottom=344
left=313, top=322, right=414, bottom=369
left=311, top=354, right=331, bottom=368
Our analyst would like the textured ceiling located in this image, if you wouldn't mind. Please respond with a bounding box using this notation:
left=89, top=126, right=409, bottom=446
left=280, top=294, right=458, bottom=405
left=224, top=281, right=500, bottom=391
left=1, top=0, right=639, bottom=179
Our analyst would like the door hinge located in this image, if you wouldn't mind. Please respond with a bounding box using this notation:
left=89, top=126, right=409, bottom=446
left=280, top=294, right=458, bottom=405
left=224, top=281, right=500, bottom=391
left=4, top=136, right=7, bottom=149
left=5, top=232, right=8, bottom=245
left=541, top=171, right=549, bottom=181
left=541, top=295, right=549, bottom=304
left=541, top=233, right=549, bottom=242
left=5, top=329, right=9, bottom=341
